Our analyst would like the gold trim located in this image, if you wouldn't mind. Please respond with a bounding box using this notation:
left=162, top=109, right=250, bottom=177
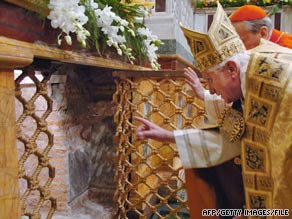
left=245, top=189, right=272, bottom=210
left=218, top=107, right=245, bottom=143
left=241, top=139, right=270, bottom=174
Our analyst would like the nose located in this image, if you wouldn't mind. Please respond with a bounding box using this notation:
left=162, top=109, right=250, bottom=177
left=209, top=88, right=216, bottom=95
left=208, top=83, right=216, bottom=94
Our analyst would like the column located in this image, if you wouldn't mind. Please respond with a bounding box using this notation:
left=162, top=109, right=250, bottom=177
left=0, top=69, right=21, bottom=219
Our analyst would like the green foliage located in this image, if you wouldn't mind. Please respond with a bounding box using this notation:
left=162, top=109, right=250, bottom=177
left=194, top=0, right=292, bottom=8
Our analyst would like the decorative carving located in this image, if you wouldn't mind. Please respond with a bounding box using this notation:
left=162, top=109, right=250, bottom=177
left=218, top=107, right=245, bottom=143
left=15, top=66, right=56, bottom=218
left=245, top=143, right=265, bottom=172
left=249, top=193, right=266, bottom=209
left=246, top=96, right=273, bottom=129
left=113, top=71, right=205, bottom=218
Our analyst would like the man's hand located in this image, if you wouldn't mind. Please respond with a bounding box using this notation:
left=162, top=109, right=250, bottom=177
left=184, top=67, right=205, bottom=100
left=134, top=117, right=175, bottom=143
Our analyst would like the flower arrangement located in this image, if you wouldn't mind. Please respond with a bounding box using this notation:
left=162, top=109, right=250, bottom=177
left=47, top=0, right=162, bottom=70
left=194, top=0, right=292, bottom=8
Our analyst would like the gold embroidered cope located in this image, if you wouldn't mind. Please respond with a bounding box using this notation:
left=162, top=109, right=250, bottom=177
left=242, top=53, right=292, bottom=215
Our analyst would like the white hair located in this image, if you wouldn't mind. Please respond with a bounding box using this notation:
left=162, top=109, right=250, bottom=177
left=206, top=52, right=251, bottom=97
left=245, top=17, right=273, bottom=39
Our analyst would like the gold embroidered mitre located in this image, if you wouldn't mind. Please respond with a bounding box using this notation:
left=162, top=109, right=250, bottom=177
left=180, top=2, right=246, bottom=72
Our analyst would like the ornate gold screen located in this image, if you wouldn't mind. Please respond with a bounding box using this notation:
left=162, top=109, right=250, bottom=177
left=113, top=70, right=205, bottom=219
left=15, top=66, right=56, bottom=219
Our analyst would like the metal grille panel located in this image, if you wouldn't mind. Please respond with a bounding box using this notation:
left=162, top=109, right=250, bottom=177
left=15, top=67, right=56, bottom=219
left=113, top=72, right=206, bottom=219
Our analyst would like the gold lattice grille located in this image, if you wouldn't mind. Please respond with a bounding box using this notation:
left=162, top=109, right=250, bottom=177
left=15, top=66, right=56, bottom=219
left=113, top=71, right=206, bottom=219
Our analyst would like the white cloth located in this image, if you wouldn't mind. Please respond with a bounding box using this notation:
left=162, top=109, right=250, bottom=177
left=204, top=91, right=226, bottom=125
left=174, top=92, right=241, bottom=169
left=174, top=53, right=250, bottom=169
left=174, top=129, right=241, bottom=169
left=173, top=40, right=292, bottom=171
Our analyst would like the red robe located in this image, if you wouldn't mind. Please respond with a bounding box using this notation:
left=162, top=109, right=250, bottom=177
left=185, top=169, right=219, bottom=219
left=185, top=158, right=245, bottom=219
left=270, top=29, right=292, bottom=49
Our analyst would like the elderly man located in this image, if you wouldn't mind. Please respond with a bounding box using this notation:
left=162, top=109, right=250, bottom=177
left=230, top=4, right=292, bottom=49
left=181, top=5, right=292, bottom=218
left=185, top=4, right=292, bottom=116
left=135, top=2, right=292, bottom=219
left=184, top=4, right=292, bottom=126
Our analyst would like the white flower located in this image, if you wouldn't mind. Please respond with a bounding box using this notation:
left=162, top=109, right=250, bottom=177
left=64, top=35, right=72, bottom=45
left=84, top=0, right=99, bottom=9
left=47, top=0, right=161, bottom=69
left=48, top=0, right=89, bottom=46
left=120, top=44, right=126, bottom=50
left=137, top=6, right=149, bottom=17
left=138, top=27, right=157, bottom=40
left=137, top=27, right=161, bottom=70
left=117, top=48, right=123, bottom=56
left=128, top=29, right=136, bottom=37
left=92, top=4, right=134, bottom=59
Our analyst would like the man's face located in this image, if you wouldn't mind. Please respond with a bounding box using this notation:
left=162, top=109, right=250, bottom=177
left=232, top=21, right=261, bottom=50
left=202, top=62, right=242, bottom=103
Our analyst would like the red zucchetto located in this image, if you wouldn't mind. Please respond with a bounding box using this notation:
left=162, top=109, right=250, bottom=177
left=229, top=5, right=267, bottom=22
left=229, top=4, right=292, bottom=49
